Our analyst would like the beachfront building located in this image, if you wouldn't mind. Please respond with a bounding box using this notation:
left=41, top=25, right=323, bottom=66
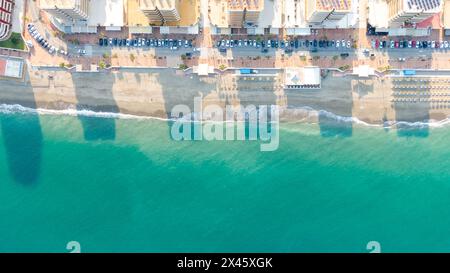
left=305, top=0, right=352, bottom=27
left=0, top=55, right=24, bottom=79
left=227, top=0, right=263, bottom=27
left=368, top=0, right=442, bottom=34
left=387, top=0, right=442, bottom=26
left=139, top=0, right=181, bottom=24
left=40, top=0, right=90, bottom=21
left=40, top=0, right=125, bottom=33
left=283, top=67, right=321, bottom=89
left=210, top=0, right=276, bottom=35
left=127, top=0, right=199, bottom=34
left=352, top=65, right=376, bottom=78
left=0, top=0, right=14, bottom=41
left=445, top=0, right=450, bottom=35
left=284, top=0, right=311, bottom=35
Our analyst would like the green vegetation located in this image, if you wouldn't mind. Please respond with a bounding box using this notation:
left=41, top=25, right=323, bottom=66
left=339, top=65, right=351, bottom=71
left=102, top=53, right=110, bottom=59
left=0, top=32, right=25, bottom=50
left=68, top=38, right=80, bottom=45
left=59, top=62, right=66, bottom=68
left=377, top=65, right=391, bottom=72
left=332, top=55, right=339, bottom=61
left=178, top=64, right=188, bottom=70
left=129, top=53, right=135, bottom=62
left=99, top=61, right=106, bottom=69
left=219, top=64, right=227, bottom=70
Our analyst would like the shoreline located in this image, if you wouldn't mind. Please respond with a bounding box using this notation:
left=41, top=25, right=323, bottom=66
left=1, top=102, right=449, bottom=130
left=0, top=68, right=449, bottom=128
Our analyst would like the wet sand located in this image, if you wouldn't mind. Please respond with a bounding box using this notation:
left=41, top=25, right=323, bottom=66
left=0, top=68, right=449, bottom=124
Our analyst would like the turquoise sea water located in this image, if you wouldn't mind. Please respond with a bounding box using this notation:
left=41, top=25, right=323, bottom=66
left=0, top=108, right=449, bottom=253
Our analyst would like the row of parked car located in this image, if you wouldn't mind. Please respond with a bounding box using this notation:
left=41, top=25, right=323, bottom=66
left=216, top=39, right=353, bottom=50
left=99, top=37, right=193, bottom=50
left=27, top=23, right=68, bottom=55
left=372, top=39, right=450, bottom=49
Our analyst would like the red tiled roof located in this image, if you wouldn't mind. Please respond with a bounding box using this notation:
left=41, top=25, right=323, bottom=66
left=416, top=13, right=441, bottom=28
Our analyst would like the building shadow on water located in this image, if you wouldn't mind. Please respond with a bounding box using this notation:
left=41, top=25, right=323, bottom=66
left=158, top=68, right=216, bottom=140
left=71, top=72, right=118, bottom=141
left=391, top=76, right=430, bottom=138
left=0, top=71, right=43, bottom=185
left=234, top=73, right=278, bottom=139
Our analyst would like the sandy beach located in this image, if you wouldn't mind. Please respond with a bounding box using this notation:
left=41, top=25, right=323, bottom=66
left=0, top=67, right=449, bottom=125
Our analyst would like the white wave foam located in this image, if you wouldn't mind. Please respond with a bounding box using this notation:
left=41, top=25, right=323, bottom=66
left=0, top=103, right=449, bottom=129
left=0, top=103, right=174, bottom=121
left=280, top=106, right=450, bottom=129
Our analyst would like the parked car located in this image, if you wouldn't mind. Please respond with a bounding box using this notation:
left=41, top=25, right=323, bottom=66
left=99, top=38, right=104, bottom=46
left=347, top=40, right=351, bottom=48
left=390, top=40, right=395, bottom=48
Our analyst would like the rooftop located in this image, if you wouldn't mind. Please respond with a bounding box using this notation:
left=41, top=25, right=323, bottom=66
left=227, top=0, right=263, bottom=10
left=0, top=56, right=24, bottom=79
left=88, top=0, right=124, bottom=27
left=284, top=0, right=307, bottom=28
left=128, top=0, right=198, bottom=26
left=139, top=0, right=177, bottom=10
left=315, top=0, right=351, bottom=11
left=40, top=0, right=78, bottom=9
left=127, top=0, right=151, bottom=26
left=404, top=0, right=442, bottom=12
left=284, top=67, right=321, bottom=89
left=445, top=0, right=450, bottom=28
